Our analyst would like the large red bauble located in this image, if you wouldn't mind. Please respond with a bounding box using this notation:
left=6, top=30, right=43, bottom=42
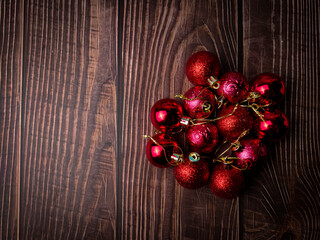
left=183, top=86, right=215, bottom=118
left=217, top=72, right=250, bottom=103
left=186, top=123, right=219, bottom=153
left=250, top=72, right=285, bottom=106
left=215, top=105, right=253, bottom=141
left=235, top=137, right=268, bottom=170
left=254, top=110, right=289, bottom=142
left=150, top=98, right=183, bottom=132
left=175, top=158, right=210, bottom=189
left=209, top=163, right=245, bottom=199
left=185, top=51, right=221, bottom=86
left=145, top=133, right=179, bottom=168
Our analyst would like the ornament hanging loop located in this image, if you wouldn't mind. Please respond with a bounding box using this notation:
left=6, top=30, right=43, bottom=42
left=207, top=76, right=220, bottom=89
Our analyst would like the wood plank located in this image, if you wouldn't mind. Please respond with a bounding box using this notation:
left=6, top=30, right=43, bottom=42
left=119, top=0, right=240, bottom=239
left=241, top=0, right=320, bottom=239
left=0, top=0, right=23, bottom=239
left=20, top=0, right=118, bottom=239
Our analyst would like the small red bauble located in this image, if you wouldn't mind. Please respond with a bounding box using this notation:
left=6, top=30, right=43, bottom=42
left=209, top=163, right=245, bottom=199
left=145, top=133, right=179, bottom=168
left=186, top=51, right=221, bottom=86
left=183, top=86, right=215, bottom=118
left=235, top=137, right=268, bottom=170
left=250, top=72, right=285, bottom=106
left=186, top=123, right=219, bottom=153
left=254, top=110, right=289, bottom=142
left=217, top=72, right=250, bottom=103
left=216, top=105, right=253, bottom=141
left=150, top=98, right=183, bottom=132
left=175, top=158, right=210, bottom=189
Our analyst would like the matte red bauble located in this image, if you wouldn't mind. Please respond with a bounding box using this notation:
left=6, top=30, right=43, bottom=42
left=235, top=137, right=268, bottom=170
left=216, top=105, right=253, bottom=141
left=150, top=98, right=183, bottom=132
left=183, top=86, right=215, bottom=118
left=175, top=158, right=210, bottom=189
left=209, top=164, right=245, bottom=199
left=186, top=51, right=221, bottom=86
left=186, top=123, right=219, bottom=153
left=217, top=72, right=250, bottom=103
left=254, top=110, right=289, bottom=142
left=145, top=133, right=179, bottom=168
left=251, top=72, right=285, bottom=106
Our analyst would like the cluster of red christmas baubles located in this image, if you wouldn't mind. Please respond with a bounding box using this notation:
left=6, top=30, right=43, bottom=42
left=145, top=51, right=289, bottom=199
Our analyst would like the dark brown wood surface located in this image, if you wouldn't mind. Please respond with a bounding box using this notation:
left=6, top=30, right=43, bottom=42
left=0, top=0, right=319, bottom=239
left=0, top=1, right=23, bottom=239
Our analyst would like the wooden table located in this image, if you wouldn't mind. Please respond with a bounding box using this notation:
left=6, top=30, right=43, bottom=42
left=1, top=0, right=319, bottom=239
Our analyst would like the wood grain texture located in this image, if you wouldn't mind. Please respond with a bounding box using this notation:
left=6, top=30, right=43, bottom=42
left=20, top=0, right=118, bottom=239
left=241, top=0, right=320, bottom=239
left=0, top=0, right=23, bottom=239
left=119, top=0, right=240, bottom=239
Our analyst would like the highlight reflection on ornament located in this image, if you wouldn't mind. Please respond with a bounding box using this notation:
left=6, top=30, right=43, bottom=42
left=251, top=73, right=285, bottom=106
left=150, top=98, right=183, bottom=132
left=254, top=110, right=289, bottom=142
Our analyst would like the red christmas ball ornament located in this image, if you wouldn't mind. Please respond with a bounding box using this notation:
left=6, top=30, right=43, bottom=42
left=175, top=157, right=210, bottom=189
left=215, top=105, right=253, bottom=141
left=150, top=98, right=183, bottom=132
left=209, top=163, right=245, bottom=199
left=145, top=133, right=180, bottom=168
left=217, top=72, right=250, bottom=103
left=182, top=86, right=215, bottom=118
left=235, top=137, right=268, bottom=170
left=250, top=72, right=285, bottom=106
left=186, top=123, right=219, bottom=153
left=185, top=51, right=221, bottom=86
left=254, top=110, right=289, bottom=142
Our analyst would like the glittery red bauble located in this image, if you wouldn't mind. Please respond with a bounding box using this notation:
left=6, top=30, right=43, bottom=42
left=251, top=73, right=285, bottom=106
left=254, top=110, right=289, bottom=142
left=150, top=98, right=183, bottom=132
left=209, top=164, right=245, bottom=199
left=183, top=86, right=215, bottom=118
left=235, top=137, right=268, bottom=171
left=216, top=105, right=253, bottom=141
left=185, top=51, right=221, bottom=86
left=175, top=158, right=210, bottom=189
left=217, top=72, right=250, bottom=103
left=145, top=133, right=179, bottom=168
left=186, top=123, right=219, bottom=153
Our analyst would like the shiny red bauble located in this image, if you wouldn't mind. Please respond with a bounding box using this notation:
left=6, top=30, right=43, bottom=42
left=251, top=72, right=285, bottom=106
left=186, top=123, right=219, bottom=153
left=254, top=110, right=289, bottom=142
left=216, top=105, right=253, bottom=141
left=186, top=51, right=221, bottom=86
left=150, top=98, right=183, bottom=132
left=217, top=72, right=250, bottom=103
left=182, top=86, right=215, bottom=118
left=175, top=158, right=210, bottom=189
left=145, top=133, right=180, bottom=168
left=209, top=164, right=245, bottom=199
left=235, top=137, right=268, bottom=170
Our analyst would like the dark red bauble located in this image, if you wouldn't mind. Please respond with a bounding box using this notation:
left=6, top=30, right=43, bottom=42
left=183, top=86, right=215, bottom=118
left=254, top=110, right=289, bottom=142
left=150, top=98, right=183, bottom=132
left=216, top=105, right=253, bottom=141
left=235, top=137, right=268, bottom=170
left=186, top=123, right=219, bottom=153
left=185, top=51, right=221, bottom=86
left=251, top=72, right=285, bottom=106
left=145, top=133, right=180, bottom=168
left=217, top=72, right=250, bottom=103
left=209, top=164, right=245, bottom=199
left=175, top=158, right=210, bottom=189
